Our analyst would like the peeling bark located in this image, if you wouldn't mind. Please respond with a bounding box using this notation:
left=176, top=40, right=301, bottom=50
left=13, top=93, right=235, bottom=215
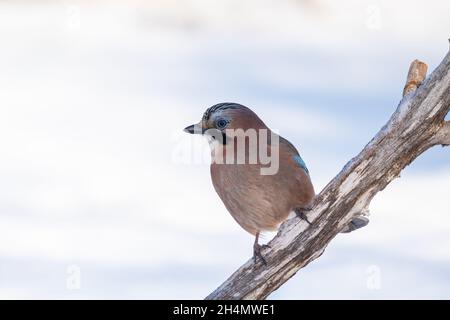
left=206, top=49, right=450, bottom=300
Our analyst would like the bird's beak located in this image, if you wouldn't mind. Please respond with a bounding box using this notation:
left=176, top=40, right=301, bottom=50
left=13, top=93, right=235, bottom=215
left=183, top=122, right=204, bottom=134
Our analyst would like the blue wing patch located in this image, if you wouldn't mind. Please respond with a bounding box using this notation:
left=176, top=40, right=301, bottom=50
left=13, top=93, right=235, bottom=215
left=293, top=155, right=309, bottom=175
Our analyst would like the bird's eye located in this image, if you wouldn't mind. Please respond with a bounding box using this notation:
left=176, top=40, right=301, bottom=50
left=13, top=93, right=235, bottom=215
left=216, top=119, right=228, bottom=129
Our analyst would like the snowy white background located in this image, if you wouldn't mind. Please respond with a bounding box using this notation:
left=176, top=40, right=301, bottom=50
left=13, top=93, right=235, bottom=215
left=0, top=0, right=449, bottom=299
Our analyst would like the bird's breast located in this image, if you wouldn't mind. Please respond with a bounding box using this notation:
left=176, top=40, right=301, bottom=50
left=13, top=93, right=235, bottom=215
left=210, top=163, right=293, bottom=235
left=209, top=136, right=315, bottom=235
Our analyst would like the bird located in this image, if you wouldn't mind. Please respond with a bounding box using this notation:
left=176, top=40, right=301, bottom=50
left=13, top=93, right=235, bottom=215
left=184, top=103, right=368, bottom=264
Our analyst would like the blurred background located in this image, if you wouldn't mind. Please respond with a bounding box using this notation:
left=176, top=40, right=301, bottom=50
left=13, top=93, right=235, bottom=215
left=0, top=0, right=449, bottom=299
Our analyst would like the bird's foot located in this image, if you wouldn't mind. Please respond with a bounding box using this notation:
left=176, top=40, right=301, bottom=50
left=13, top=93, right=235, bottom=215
left=253, top=243, right=270, bottom=265
left=295, top=209, right=312, bottom=225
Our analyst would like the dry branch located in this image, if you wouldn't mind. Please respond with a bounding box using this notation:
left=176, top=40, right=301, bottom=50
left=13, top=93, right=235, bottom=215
left=403, top=59, right=428, bottom=96
left=206, top=49, right=450, bottom=300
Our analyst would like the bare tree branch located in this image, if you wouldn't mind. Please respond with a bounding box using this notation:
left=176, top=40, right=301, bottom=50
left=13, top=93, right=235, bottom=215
left=206, top=48, right=450, bottom=300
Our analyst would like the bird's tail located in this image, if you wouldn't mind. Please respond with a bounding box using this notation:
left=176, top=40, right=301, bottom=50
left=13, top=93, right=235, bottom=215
left=340, top=215, right=370, bottom=233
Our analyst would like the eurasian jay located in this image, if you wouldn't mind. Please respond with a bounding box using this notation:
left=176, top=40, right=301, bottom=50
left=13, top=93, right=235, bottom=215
left=184, top=103, right=368, bottom=264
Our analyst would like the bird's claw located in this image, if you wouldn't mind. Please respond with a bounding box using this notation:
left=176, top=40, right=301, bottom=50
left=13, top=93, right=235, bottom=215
left=253, top=243, right=270, bottom=265
left=296, top=210, right=312, bottom=225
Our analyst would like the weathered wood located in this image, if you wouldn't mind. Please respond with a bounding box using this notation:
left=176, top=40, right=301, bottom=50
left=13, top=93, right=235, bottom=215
left=436, top=121, right=450, bottom=146
left=403, top=59, right=428, bottom=97
left=206, top=49, right=450, bottom=300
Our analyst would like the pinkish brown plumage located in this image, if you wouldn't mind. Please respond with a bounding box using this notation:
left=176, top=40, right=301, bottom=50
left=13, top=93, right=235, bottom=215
left=210, top=137, right=314, bottom=236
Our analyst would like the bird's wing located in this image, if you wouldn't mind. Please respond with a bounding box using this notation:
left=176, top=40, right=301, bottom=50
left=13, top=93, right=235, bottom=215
left=279, top=136, right=309, bottom=175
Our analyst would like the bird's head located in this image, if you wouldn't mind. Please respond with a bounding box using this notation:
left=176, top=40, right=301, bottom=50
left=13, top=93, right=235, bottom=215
left=184, top=103, right=267, bottom=140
